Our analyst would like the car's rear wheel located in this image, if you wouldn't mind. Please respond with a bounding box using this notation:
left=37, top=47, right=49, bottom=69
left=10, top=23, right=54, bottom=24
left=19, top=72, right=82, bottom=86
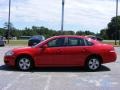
left=86, top=57, right=101, bottom=71
left=16, top=56, right=33, bottom=71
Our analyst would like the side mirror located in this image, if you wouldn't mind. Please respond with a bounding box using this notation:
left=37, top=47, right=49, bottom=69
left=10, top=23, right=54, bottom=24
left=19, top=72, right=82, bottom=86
left=42, top=44, right=48, bottom=49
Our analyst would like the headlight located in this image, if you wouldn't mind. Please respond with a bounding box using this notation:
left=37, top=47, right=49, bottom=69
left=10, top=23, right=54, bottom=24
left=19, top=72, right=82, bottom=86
left=5, top=50, right=14, bottom=56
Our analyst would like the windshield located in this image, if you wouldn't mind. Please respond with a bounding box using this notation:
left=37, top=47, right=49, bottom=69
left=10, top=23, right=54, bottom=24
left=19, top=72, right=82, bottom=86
left=32, top=37, right=53, bottom=48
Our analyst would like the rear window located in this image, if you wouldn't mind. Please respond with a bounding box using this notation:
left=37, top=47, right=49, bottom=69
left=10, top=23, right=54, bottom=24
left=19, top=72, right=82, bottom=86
left=85, top=39, right=94, bottom=46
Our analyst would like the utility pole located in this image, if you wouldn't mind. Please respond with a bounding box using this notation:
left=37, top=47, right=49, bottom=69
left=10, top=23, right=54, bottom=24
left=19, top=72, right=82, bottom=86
left=116, top=0, right=120, bottom=45
left=8, top=0, right=11, bottom=44
left=61, top=0, right=65, bottom=33
left=115, top=0, right=118, bottom=45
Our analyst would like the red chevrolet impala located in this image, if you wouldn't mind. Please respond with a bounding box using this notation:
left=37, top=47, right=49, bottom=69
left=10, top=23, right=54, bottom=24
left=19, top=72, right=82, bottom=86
left=4, top=35, right=116, bottom=71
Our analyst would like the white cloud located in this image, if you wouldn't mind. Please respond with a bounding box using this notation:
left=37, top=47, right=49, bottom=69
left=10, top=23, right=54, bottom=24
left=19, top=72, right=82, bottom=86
left=64, top=0, right=116, bottom=25
left=0, top=0, right=120, bottom=32
left=10, top=0, right=61, bottom=22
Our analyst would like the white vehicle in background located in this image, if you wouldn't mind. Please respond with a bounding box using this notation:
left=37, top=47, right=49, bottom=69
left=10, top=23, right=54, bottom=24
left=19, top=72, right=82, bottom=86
left=85, top=35, right=103, bottom=41
left=0, top=36, right=5, bottom=46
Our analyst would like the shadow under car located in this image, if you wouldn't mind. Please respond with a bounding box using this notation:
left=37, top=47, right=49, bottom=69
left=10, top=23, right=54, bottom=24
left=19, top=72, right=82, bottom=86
left=0, top=65, right=111, bottom=72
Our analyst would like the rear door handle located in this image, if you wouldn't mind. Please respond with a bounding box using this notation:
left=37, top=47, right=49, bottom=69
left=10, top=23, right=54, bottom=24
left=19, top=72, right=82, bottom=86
left=56, top=49, right=63, bottom=54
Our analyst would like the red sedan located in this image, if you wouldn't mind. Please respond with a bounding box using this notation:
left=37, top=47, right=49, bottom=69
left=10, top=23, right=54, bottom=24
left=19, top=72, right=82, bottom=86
left=4, top=35, right=117, bottom=71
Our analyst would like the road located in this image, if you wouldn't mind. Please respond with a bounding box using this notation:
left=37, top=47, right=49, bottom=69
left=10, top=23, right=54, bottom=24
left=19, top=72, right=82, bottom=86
left=0, top=46, right=120, bottom=90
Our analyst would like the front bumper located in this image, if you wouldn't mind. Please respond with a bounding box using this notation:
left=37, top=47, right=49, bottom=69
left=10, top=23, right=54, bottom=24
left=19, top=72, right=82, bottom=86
left=4, top=56, right=16, bottom=66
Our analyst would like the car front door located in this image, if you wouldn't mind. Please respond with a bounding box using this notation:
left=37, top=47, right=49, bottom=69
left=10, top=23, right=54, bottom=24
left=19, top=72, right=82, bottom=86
left=37, top=37, right=67, bottom=66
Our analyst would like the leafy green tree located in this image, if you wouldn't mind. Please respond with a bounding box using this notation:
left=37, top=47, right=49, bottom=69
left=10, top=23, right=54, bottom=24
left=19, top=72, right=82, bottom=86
left=107, top=16, right=120, bottom=39
left=63, top=31, right=75, bottom=35
left=100, top=28, right=108, bottom=39
left=84, top=30, right=95, bottom=35
left=76, top=30, right=95, bottom=35
left=0, top=28, right=5, bottom=36
left=0, top=23, right=96, bottom=39
left=76, top=31, right=85, bottom=35
left=4, top=22, right=16, bottom=38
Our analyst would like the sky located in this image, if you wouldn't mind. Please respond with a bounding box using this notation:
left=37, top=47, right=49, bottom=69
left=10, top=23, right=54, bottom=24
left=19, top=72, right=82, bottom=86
left=0, top=0, right=120, bottom=33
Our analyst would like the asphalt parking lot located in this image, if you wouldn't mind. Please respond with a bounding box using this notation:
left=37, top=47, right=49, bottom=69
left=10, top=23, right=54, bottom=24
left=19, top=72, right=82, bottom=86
left=0, top=46, right=120, bottom=90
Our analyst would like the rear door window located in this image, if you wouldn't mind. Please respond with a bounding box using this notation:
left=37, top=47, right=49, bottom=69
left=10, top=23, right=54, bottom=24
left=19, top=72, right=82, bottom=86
left=68, top=38, right=85, bottom=46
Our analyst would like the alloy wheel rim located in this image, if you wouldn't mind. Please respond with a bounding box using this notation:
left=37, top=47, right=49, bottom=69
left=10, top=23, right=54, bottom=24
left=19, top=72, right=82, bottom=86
left=88, top=59, right=100, bottom=70
left=19, top=58, right=30, bottom=70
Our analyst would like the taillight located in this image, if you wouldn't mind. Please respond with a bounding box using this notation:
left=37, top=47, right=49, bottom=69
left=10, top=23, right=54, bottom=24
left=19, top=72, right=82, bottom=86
left=110, top=47, right=115, bottom=52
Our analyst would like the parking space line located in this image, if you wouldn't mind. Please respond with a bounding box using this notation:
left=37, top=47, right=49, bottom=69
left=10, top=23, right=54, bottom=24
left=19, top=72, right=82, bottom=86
left=44, top=75, right=52, bottom=90
left=2, top=74, right=24, bottom=90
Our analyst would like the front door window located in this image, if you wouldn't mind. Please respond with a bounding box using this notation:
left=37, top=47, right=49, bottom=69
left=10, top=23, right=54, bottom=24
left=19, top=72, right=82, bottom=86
left=48, top=38, right=65, bottom=47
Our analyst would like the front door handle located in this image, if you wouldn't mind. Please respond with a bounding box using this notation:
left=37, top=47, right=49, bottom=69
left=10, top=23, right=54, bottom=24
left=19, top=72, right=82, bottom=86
left=81, top=49, right=86, bottom=53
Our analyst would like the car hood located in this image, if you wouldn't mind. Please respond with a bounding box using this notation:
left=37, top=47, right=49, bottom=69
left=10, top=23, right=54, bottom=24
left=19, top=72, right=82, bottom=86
left=12, top=47, right=34, bottom=52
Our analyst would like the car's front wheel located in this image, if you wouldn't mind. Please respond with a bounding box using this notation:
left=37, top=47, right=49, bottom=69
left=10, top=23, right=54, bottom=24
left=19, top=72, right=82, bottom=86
left=86, top=57, right=101, bottom=71
left=3, top=42, right=5, bottom=46
left=16, top=56, right=33, bottom=71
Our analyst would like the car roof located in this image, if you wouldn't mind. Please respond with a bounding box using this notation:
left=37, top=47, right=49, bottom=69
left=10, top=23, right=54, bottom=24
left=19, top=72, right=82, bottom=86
left=50, top=35, right=100, bottom=44
left=51, top=35, right=85, bottom=38
left=30, top=35, right=45, bottom=39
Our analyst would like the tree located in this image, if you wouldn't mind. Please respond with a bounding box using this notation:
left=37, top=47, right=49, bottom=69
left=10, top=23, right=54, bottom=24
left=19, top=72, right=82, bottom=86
left=76, top=31, right=85, bottom=35
left=3, top=22, right=16, bottom=39
left=107, top=16, right=120, bottom=39
left=76, top=30, right=95, bottom=35
left=100, top=28, right=108, bottom=39
left=0, top=28, right=5, bottom=36
left=63, top=31, right=75, bottom=35
left=84, top=30, right=95, bottom=35
left=1, top=23, right=96, bottom=39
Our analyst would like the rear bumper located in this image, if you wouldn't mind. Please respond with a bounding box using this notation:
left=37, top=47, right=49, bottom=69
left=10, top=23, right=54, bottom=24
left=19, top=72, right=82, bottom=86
left=102, top=52, right=117, bottom=64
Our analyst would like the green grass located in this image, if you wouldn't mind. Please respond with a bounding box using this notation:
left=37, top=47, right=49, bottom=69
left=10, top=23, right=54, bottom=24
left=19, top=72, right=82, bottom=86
left=103, top=40, right=120, bottom=46
left=6, top=40, right=28, bottom=46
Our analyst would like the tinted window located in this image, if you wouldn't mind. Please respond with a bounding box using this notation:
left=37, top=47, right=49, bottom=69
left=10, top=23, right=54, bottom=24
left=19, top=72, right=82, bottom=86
left=68, top=38, right=85, bottom=46
left=48, top=38, right=65, bottom=47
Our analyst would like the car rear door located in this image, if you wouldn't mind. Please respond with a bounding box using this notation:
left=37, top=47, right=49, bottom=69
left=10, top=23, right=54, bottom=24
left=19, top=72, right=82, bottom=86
left=62, top=37, right=89, bottom=66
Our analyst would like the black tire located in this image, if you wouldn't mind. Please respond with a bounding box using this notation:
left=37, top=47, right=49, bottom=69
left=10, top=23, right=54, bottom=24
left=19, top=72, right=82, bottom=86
left=3, top=42, right=5, bottom=46
left=86, top=57, right=101, bottom=71
left=16, top=56, right=34, bottom=71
